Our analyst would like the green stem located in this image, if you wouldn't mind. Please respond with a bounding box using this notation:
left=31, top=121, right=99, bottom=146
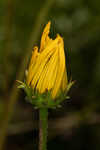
left=39, top=108, right=48, bottom=150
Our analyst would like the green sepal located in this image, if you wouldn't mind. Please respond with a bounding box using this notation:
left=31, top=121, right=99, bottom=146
left=17, top=80, right=74, bottom=109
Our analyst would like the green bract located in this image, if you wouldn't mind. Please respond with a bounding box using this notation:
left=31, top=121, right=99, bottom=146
left=17, top=80, right=74, bottom=109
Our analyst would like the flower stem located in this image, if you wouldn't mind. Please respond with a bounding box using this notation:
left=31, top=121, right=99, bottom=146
left=39, top=108, right=48, bottom=150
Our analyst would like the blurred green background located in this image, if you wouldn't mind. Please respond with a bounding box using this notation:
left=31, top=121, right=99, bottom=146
left=0, top=0, right=100, bottom=150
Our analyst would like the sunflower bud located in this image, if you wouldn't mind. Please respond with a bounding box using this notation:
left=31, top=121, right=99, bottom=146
left=17, top=22, right=74, bottom=108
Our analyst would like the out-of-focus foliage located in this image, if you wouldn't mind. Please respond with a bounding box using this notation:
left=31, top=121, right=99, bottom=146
left=0, top=0, right=100, bottom=150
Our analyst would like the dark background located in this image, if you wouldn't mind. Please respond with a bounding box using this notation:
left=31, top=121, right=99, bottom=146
left=0, top=0, right=100, bottom=150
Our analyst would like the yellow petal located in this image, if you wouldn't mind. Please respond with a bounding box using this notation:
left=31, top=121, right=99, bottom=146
left=40, top=21, right=53, bottom=52
left=39, top=48, right=58, bottom=93
left=30, top=36, right=60, bottom=87
left=61, top=67, right=68, bottom=91
left=31, top=48, right=55, bottom=88
left=36, top=60, right=49, bottom=93
left=27, top=46, right=39, bottom=85
left=51, top=35, right=66, bottom=98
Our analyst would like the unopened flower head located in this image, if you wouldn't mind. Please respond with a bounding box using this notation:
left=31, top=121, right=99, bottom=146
left=26, top=22, right=68, bottom=99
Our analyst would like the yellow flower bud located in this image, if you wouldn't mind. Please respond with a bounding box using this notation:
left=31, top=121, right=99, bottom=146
left=26, top=21, right=68, bottom=99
